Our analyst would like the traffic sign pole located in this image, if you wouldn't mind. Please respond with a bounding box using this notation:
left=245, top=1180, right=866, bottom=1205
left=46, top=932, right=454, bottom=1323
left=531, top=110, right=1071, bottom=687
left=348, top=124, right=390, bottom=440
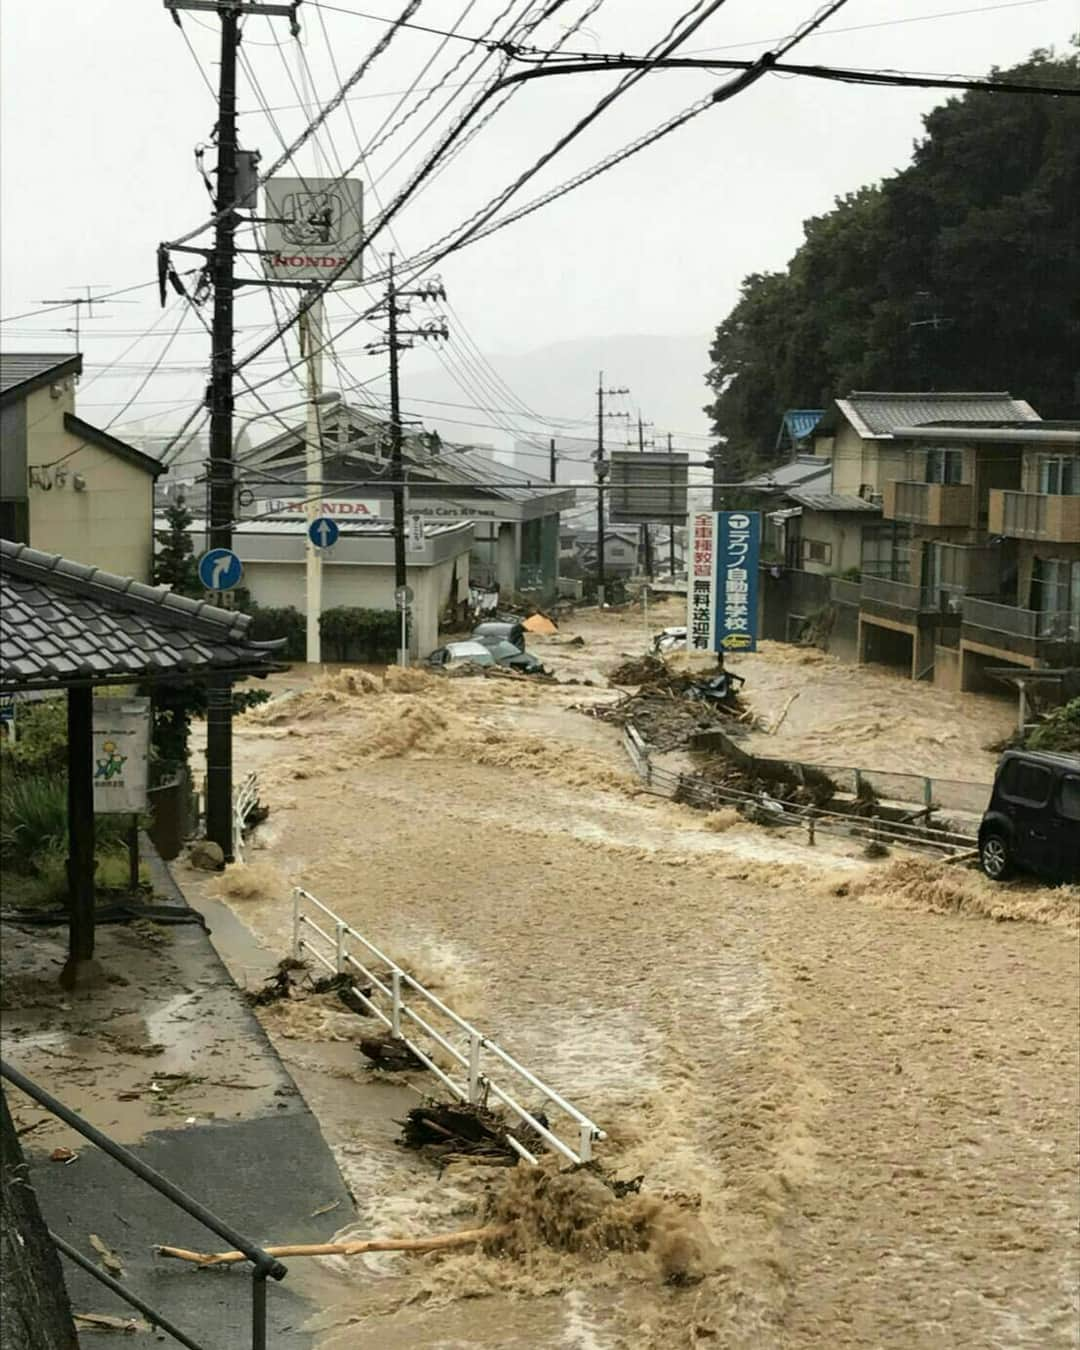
left=303, top=289, right=325, bottom=665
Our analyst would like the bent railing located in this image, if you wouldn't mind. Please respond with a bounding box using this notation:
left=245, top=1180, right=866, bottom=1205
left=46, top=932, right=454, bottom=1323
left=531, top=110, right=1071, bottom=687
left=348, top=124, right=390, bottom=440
left=291, top=888, right=606, bottom=1166
left=1, top=1059, right=286, bottom=1350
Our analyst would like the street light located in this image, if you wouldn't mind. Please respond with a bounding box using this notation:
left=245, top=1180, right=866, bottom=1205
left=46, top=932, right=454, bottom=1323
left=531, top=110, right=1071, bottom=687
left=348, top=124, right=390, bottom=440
left=234, top=391, right=340, bottom=452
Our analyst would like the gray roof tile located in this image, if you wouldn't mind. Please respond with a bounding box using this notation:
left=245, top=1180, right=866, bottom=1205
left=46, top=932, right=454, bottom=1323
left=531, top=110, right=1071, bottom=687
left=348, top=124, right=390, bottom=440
left=831, top=391, right=1039, bottom=439
left=1, top=539, right=284, bottom=691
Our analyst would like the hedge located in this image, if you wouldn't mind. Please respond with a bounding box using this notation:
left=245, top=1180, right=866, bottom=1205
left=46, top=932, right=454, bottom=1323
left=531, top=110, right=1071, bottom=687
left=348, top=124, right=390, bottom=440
left=319, top=606, right=401, bottom=662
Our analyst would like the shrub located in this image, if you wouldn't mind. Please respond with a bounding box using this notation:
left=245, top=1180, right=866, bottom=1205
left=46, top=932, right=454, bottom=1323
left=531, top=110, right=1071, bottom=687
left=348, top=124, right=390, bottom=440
left=0, top=698, right=68, bottom=777
left=319, top=607, right=400, bottom=662
left=1028, top=697, right=1080, bottom=754
left=247, top=605, right=306, bottom=660
left=0, top=773, right=146, bottom=874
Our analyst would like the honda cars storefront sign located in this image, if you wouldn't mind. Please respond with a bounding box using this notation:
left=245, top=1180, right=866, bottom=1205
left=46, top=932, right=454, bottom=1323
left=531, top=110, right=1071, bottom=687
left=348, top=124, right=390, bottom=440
left=263, top=178, right=363, bottom=283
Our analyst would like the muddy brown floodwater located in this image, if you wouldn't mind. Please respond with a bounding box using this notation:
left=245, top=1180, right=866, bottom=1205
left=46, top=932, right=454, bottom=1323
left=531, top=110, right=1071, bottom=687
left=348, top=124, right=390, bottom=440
left=197, top=604, right=1079, bottom=1349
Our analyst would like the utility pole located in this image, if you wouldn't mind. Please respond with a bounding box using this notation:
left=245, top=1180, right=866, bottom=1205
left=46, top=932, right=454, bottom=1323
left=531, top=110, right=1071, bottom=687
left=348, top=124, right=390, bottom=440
left=667, top=432, right=677, bottom=577
left=165, top=0, right=297, bottom=858
left=549, top=436, right=557, bottom=484
left=368, top=258, right=448, bottom=660
left=637, top=413, right=654, bottom=580
left=595, top=372, right=628, bottom=606
left=301, top=287, right=325, bottom=663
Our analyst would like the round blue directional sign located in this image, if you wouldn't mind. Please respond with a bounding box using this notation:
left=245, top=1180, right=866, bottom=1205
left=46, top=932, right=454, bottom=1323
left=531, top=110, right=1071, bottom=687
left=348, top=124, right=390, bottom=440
left=198, top=547, right=244, bottom=592
left=308, top=516, right=339, bottom=549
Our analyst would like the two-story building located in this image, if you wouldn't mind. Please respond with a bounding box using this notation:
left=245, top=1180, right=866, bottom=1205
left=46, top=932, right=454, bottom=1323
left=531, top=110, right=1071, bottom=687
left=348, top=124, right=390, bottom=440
left=1, top=353, right=164, bottom=579
left=879, top=420, right=1079, bottom=689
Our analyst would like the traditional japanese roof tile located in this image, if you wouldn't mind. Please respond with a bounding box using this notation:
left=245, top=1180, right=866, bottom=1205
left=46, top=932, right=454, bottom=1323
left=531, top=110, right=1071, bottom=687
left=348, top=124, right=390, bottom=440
left=0, top=352, right=83, bottom=404
left=827, top=391, right=1040, bottom=440
left=0, top=540, right=284, bottom=691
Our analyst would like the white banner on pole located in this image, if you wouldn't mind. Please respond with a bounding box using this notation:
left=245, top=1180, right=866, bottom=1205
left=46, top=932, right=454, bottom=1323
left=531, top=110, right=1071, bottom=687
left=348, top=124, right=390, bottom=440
left=407, top=513, right=425, bottom=553
left=92, top=699, right=150, bottom=814
left=263, top=177, right=364, bottom=283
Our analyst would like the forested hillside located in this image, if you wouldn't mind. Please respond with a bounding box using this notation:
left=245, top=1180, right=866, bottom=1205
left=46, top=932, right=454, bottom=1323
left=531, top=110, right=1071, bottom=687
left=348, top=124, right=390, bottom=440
left=705, top=46, right=1080, bottom=479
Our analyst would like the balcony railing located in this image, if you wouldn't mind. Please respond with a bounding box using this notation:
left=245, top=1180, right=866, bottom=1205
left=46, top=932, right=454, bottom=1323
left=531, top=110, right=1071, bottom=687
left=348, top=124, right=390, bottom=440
left=829, top=577, right=863, bottom=607
left=962, top=596, right=1079, bottom=641
left=987, top=490, right=1080, bottom=544
left=861, top=575, right=925, bottom=610
left=883, top=480, right=974, bottom=527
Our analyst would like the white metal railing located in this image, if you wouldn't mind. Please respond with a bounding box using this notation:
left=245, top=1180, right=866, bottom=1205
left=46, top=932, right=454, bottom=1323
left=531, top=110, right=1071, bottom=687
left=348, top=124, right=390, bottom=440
left=291, top=888, right=606, bottom=1166
left=232, top=772, right=259, bottom=863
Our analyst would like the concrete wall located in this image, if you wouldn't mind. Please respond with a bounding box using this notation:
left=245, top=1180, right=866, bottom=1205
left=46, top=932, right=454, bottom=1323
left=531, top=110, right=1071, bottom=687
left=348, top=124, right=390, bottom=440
left=25, top=387, right=155, bottom=580
left=934, top=646, right=961, bottom=690
left=239, top=555, right=466, bottom=658
left=798, top=511, right=865, bottom=576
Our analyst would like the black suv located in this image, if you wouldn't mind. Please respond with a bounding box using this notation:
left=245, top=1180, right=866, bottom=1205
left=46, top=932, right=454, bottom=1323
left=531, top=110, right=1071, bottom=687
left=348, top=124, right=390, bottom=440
left=978, top=750, right=1080, bottom=883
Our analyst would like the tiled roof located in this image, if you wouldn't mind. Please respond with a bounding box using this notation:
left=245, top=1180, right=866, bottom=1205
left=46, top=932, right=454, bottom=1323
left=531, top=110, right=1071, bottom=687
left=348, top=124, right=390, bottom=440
left=741, top=458, right=831, bottom=492
left=0, top=540, right=284, bottom=691
left=0, top=352, right=83, bottom=404
left=831, top=391, right=1040, bottom=439
left=787, top=490, right=880, bottom=513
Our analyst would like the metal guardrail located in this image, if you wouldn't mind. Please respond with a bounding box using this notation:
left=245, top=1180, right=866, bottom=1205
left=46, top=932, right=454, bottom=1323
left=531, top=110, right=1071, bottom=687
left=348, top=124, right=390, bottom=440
left=619, top=727, right=978, bottom=854
left=291, top=889, right=606, bottom=1166
left=232, top=772, right=259, bottom=864
left=1, top=1059, right=285, bottom=1350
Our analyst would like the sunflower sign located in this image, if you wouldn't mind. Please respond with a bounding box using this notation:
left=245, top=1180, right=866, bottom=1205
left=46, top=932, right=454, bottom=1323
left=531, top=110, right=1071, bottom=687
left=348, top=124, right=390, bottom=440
left=92, top=699, right=150, bottom=814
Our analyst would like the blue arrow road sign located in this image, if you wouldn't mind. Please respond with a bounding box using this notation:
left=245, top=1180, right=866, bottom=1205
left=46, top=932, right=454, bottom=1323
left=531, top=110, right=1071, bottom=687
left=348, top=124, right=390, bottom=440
left=198, top=548, right=244, bottom=592
left=308, top=516, right=340, bottom=549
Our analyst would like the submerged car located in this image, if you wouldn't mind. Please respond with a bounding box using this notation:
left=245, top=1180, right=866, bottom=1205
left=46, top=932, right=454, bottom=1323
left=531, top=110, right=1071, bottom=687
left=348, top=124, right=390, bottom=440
left=485, top=640, right=546, bottom=675
left=978, top=749, right=1080, bottom=883
left=427, top=640, right=496, bottom=670
left=652, top=626, right=687, bottom=654
left=472, top=620, right=526, bottom=652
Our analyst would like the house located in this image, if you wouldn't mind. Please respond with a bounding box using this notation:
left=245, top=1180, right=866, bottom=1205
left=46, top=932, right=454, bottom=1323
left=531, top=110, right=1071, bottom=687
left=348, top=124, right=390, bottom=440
left=238, top=402, right=572, bottom=599
left=1, top=353, right=164, bottom=580
left=881, top=419, right=1079, bottom=689
left=569, top=528, right=640, bottom=579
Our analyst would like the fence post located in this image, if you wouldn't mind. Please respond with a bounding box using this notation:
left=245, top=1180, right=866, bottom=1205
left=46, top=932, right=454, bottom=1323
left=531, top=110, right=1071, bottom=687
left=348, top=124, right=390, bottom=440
left=390, top=969, right=402, bottom=1038
left=467, top=1033, right=481, bottom=1104
left=807, top=817, right=815, bottom=846
left=291, top=889, right=301, bottom=960
left=923, top=778, right=933, bottom=813
left=335, top=921, right=346, bottom=974
left=578, top=1122, right=593, bottom=1164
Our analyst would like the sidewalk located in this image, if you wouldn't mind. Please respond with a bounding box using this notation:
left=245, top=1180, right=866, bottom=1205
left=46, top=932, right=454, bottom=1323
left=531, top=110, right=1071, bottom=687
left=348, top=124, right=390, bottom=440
left=1, top=842, right=355, bottom=1347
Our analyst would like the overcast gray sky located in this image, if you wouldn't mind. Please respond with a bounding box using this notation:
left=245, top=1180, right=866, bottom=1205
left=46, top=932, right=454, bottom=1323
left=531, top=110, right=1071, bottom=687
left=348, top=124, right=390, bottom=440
left=1, top=0, right=1073, bottom=446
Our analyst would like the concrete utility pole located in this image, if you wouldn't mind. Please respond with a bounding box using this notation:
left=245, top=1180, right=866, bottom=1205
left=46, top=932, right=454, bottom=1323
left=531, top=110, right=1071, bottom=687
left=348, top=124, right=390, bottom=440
left=595, top=372, right=628, bottom=606
left=301, top=287, right=325, bottom=663
left=550, top=436, right=557, bottom=484
left=637, top=413, right=654, bottom=580
left=667, top=432, right=678, bottom=577
left=368, top=257, right=448, bottom=659
left=165, top=0, right=297, bottom=858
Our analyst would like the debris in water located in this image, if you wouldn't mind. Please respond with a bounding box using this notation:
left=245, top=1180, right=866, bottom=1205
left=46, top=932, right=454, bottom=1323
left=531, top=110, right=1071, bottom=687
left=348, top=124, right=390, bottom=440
left=398, top=1097, right=541, bottom=1165
left=360, top=1032, right=424, bottom=1072
left=89, top=1234, right=125, bottom=1277
left=863, top=840, right=891, bottom=859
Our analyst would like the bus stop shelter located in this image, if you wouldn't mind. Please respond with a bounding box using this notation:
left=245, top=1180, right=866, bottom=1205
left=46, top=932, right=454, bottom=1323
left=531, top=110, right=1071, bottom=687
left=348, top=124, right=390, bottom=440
left=0, top=540, right=284, bottom=988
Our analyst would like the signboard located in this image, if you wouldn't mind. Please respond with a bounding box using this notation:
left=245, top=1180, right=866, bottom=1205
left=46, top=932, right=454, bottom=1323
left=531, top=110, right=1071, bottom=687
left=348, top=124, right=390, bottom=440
left=263, top=177, right=363, bottom=283
left=308, top=516, right=339, bottom=549
left=686, top=510, right=760, bottom=653
left=717, top=510, right=760, bottom=652
left=92, top=699, right=150, bottom=814
left=407, top=513, right=425, bottom=552
left=198, top=548, right=243, bottom=592
left=249, top=497, right=384, bottom=520
left=609, top=451, right=688, bottom=524
left=395, top=585, right=414, bottom=607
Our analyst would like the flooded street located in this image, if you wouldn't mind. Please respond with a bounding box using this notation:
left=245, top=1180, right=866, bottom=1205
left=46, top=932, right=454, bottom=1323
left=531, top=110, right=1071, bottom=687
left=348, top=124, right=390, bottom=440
left=206, top=605, right=1078, bottom=1349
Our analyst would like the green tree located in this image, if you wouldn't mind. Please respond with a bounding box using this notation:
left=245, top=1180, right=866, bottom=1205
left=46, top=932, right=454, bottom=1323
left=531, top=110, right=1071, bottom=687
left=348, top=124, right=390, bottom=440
left=706, top=46, right=1080, bottom=479
left=153, top=496, right=201, bottom=597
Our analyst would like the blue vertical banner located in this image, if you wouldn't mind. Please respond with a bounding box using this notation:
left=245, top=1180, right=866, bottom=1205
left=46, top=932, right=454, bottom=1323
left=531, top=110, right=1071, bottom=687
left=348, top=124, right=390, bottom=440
left=716, top=510, right=760, bottom=652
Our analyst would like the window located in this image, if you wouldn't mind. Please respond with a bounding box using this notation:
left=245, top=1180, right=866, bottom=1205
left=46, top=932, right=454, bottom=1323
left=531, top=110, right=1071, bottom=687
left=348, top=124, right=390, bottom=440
left=926, top=448, right=964, bottom=485
left=1059, top=776, right=1080, bottom=823
left=802, top=538, right=832, bottom=565
left=1037, top=456, right=1079, bottom=495
left=998, top=759, right=1053, bottom=806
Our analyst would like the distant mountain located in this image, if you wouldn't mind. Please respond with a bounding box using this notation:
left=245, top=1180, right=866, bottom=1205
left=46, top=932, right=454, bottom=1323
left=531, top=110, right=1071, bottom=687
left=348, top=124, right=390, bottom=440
left=402, top=333, right=714, bottom=456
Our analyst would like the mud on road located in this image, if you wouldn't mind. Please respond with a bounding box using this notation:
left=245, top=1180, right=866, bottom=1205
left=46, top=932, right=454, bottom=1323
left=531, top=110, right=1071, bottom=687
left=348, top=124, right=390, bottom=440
left=201, top=607, right=1078, bottom=1349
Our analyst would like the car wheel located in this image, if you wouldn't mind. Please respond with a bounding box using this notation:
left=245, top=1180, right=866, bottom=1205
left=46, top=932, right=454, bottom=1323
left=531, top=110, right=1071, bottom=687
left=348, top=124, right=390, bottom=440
left=979, top=832, right=1013, bottom=882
